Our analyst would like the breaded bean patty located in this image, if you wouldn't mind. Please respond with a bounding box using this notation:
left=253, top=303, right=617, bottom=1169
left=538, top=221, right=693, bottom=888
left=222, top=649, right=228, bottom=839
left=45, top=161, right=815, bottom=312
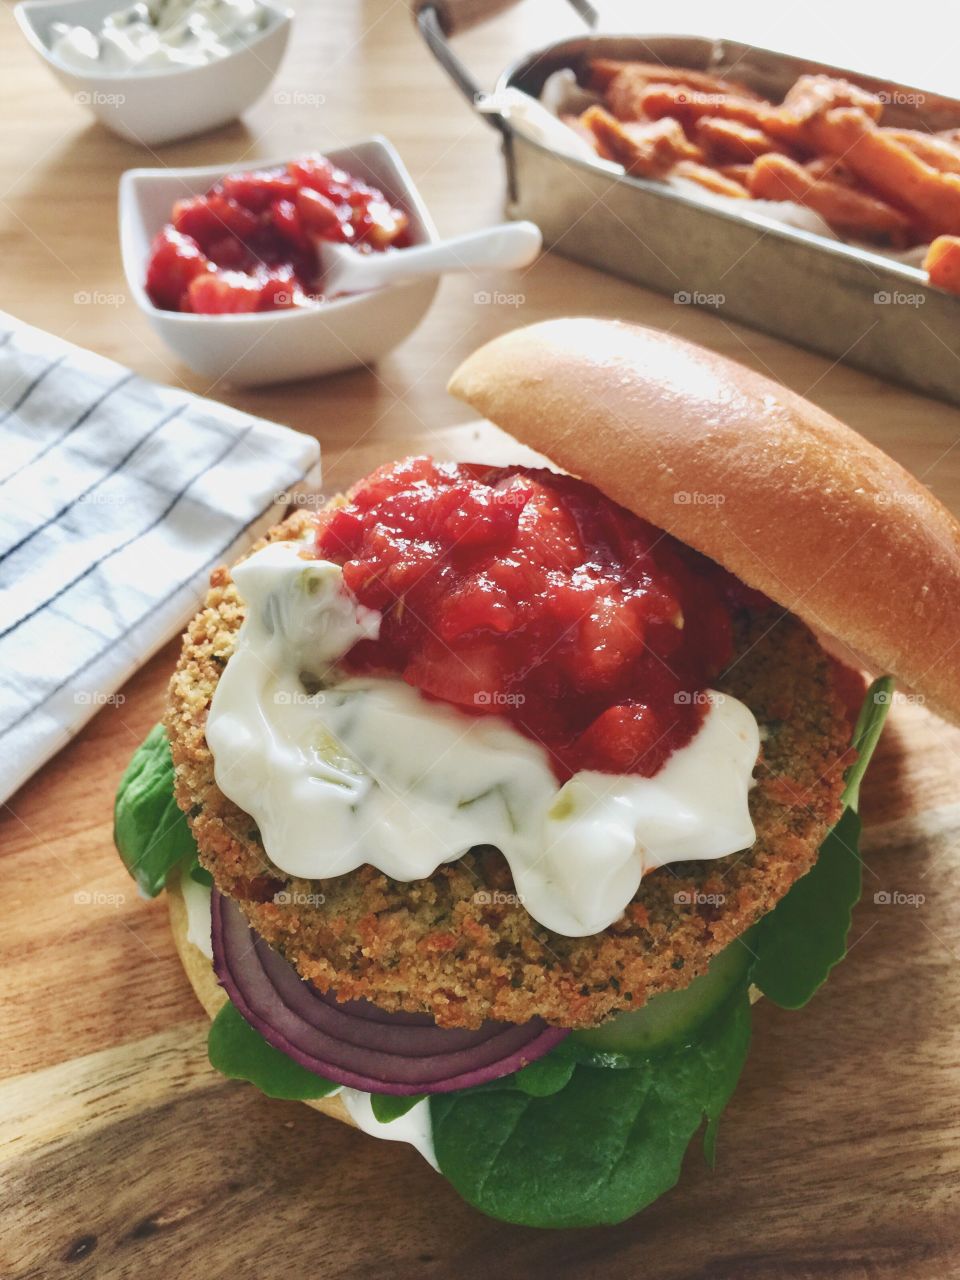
left=166, top=510, right=853, bottom=1030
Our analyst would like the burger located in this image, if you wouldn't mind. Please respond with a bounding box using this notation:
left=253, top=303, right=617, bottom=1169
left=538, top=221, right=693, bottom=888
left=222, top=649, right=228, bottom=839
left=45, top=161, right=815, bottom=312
left=113, top=318, right=960, bottom=1228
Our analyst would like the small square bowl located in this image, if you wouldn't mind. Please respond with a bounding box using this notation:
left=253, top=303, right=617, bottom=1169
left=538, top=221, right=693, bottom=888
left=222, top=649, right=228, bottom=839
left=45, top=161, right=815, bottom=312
left=15, top=0, right=292, bottom=147
left=119, top=137, right=440, bottom=386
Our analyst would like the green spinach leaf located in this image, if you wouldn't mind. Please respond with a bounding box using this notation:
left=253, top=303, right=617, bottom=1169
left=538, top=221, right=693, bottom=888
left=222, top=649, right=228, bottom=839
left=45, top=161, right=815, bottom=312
left=842, top=675, right=894, bottom=812
left=208, top=1001, right=339, bottom=1100
left=114, top=723, right=199, bottom=896
left=188, top=851, right=214, bottom=887
left=751, top=808, right=863, bottom=1008
left=752, top=676, right=892, bottom=1008
left=512, top=1052, right=577, bottom=1097
left=430, top=987, right=751, bottom=1228
left=370, top=1093, right=426, bottom=1123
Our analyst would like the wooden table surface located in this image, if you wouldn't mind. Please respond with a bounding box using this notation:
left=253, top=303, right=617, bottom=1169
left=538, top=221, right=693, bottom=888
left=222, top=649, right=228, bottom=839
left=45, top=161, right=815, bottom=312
left=2, top=3, right=960, bottom=1278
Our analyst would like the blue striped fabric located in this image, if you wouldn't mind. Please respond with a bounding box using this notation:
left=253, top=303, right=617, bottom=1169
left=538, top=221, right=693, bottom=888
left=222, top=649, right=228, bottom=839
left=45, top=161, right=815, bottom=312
left=0, top=314, right=321, bottom=802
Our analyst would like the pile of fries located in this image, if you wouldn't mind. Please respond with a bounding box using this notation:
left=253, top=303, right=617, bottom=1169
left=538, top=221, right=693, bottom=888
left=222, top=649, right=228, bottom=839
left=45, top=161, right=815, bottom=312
left=568, top=59, right=960, bottom=294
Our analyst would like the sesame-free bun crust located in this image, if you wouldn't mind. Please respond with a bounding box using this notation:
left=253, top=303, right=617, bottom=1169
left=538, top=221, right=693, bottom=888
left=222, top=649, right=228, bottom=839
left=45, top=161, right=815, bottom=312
left=448, top=318, right=960, bottom=727
left=166, top=870, right=354, bottom=1130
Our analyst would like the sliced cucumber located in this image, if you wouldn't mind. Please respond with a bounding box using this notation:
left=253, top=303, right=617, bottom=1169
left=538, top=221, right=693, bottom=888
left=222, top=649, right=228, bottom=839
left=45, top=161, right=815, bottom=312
left=567, top=932, right=755, bottom=1066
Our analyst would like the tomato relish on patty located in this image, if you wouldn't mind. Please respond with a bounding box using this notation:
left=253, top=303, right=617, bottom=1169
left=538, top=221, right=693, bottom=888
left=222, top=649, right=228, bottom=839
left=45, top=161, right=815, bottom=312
left=313, top=457, right=768, bottom=780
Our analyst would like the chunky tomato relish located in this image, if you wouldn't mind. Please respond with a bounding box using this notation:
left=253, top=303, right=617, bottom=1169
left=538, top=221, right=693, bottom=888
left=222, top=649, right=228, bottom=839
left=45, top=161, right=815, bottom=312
left=145, top=155, right=411, bottom=314
left=316, top=458, right=761, bottom=781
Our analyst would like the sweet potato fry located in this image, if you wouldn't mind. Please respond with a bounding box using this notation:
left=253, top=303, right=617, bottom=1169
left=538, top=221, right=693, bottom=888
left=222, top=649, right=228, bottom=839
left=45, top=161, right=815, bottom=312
left=924, top=235, right=960, bottom=293
left=719, top=163, right=753, bottom=185
left=695, top=115, right=788, bottom=162
left=746, top=152, right=915, bottom=244
left=584, top=58, right=633, bottom=91
left=804, top=106, right=871, bottom=154
left=637, top=82, right=770, bottom=131
left=636, top=83, right=807, bottom=150
left=561, top=113, right=597, bottom=148
left=807, top=108, right=960, bottom=238
left=670, top=160, right=749, bottom=197
left=757, top=108, right=809, bottom=150
left=587, top=58, right=757, bottom=99
left=580, top=107, right=701, bottom=175
left=806, top=155, right=856, bottom=184
left=782, top=75, right=883, bottom=124
left=883, top=128, right=960, bottom=175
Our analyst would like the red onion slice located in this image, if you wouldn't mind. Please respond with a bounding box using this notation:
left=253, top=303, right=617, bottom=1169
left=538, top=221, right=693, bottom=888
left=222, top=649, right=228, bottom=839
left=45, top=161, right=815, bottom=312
left=211, top=891, right=568, bottom=1095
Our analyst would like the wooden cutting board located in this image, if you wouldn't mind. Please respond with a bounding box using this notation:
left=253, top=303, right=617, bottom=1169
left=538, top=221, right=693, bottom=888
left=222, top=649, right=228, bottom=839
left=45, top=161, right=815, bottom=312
left=2, top=422, right=960, bottom=1280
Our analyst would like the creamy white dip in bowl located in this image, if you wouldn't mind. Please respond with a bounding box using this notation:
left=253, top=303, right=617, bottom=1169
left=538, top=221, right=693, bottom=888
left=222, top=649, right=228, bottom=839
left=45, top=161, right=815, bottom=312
left=14, top=0, right=292, bottom=146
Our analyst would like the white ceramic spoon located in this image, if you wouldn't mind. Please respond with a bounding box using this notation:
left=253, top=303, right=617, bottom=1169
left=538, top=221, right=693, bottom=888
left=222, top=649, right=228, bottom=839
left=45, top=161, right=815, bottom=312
left=317, top=220, right=542, bottom=294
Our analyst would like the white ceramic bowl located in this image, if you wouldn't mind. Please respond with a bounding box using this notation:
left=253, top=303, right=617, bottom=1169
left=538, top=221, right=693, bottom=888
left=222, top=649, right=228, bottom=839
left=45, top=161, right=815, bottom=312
left=119, top=137, right=440, bottom=386
left=15, top=0, right=292, bottom=146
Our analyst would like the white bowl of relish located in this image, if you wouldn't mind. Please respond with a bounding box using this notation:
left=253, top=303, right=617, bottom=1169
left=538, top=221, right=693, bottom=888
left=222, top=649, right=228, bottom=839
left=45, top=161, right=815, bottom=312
left=119, top=138, right=441, bottom=386
left=15, top=0, right=292, bottom=146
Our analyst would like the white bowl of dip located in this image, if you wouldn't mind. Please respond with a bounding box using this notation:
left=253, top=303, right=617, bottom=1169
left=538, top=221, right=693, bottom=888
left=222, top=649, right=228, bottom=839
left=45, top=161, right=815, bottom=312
left=15, top=0, right=293, bottom=146
left=118, top=137, right=441, bottom=386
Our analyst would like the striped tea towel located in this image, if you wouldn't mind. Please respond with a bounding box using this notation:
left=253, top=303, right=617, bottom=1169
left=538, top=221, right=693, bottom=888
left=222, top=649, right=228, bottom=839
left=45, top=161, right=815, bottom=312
left=0, top=313, right=320, bottom=804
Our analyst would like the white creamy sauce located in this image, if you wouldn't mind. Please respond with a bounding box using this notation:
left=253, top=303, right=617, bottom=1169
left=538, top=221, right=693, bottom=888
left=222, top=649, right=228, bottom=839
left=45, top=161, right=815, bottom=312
left=336, top=1090, right=438, bottom=1169
left=205, top=539, right=761, bottom=938
left=49, top=0, right=269, bottom=74
left=185, top=876, right=438, bottom=1167
left=180, top=865, right=214, bottom=959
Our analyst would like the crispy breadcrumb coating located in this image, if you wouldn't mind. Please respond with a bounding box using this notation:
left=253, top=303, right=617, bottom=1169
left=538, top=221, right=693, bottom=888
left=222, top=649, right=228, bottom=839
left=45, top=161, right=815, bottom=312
left=166, top=511, right=852, bottom=1030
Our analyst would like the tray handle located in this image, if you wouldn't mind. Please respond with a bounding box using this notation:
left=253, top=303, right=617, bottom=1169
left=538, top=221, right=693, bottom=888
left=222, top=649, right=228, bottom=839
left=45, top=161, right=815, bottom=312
left=414, top=0, right=597, bottom=136
left=414, top=0, right=520, bottom=36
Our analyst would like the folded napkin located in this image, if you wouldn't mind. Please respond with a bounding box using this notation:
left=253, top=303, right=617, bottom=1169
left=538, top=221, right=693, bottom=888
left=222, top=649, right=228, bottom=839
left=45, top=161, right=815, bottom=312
left=0, top=313, right=320, bottom=804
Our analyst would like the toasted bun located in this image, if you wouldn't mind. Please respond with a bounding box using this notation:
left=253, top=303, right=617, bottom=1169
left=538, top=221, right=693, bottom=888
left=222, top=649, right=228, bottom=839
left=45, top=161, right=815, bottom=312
left=448, top=318, right=960, bottom=727
left=166, top=871, right=354, bottom=1130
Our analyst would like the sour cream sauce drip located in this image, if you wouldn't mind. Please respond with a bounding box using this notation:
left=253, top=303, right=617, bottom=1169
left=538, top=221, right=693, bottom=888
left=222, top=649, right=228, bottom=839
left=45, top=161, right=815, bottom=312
left=205, top=539, right=761, bottom=938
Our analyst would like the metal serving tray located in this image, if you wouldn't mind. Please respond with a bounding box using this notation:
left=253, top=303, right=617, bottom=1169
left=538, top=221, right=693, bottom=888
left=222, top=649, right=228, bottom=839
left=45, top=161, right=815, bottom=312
left=416, top=1, right=960, bottom=406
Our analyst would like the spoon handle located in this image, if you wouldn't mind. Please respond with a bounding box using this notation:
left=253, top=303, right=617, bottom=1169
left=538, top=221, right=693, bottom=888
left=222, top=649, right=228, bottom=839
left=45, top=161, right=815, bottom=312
left=345, top=221, right=542, bottom=288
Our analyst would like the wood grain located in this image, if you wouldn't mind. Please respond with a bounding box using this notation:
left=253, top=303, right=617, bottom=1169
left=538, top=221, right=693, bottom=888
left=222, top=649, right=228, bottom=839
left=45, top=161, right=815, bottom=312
left=2, top=2, right=960, bottom=1277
